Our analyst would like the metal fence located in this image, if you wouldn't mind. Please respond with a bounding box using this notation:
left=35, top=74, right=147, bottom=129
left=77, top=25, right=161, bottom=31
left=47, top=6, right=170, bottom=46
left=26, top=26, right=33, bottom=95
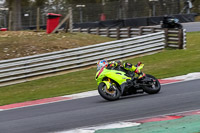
left=0, top=0, right=191, bottom=29
left=0, top=32, right=164, bottom=86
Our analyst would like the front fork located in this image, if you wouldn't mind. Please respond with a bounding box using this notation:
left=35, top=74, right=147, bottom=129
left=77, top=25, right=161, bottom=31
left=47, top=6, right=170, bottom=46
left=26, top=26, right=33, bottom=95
left=102, top=78, right=116, bottom=91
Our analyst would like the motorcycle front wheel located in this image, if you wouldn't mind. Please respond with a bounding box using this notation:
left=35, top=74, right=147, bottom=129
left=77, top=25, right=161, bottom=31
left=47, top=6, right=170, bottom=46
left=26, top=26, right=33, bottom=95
left=98, top=82, right=121, bottom=101
left=142, top=74, right=161, bottom=94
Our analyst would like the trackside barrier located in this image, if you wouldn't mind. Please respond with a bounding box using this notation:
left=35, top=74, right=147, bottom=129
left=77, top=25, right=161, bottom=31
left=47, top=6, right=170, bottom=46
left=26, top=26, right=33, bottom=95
left=138, top=27, right=186, bottom=49
left=0, top=32, right=165, bottom=86
left=73, top=27, right=186, bottom=49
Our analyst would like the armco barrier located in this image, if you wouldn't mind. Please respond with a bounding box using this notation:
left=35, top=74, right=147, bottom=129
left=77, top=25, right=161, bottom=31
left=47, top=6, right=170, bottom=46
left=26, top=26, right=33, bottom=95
left=0, top=32, right=164, bottom=86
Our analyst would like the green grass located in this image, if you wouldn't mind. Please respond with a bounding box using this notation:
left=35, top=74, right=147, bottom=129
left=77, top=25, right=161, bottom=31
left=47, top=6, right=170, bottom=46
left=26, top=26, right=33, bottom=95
left=0, top=32, right=200, bottom=106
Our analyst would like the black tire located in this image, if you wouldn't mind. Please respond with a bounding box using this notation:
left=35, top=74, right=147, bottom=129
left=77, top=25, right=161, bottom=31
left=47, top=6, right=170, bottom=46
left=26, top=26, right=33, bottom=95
left=98, top=82, right=121, bottom=101
left=142, top=74, right=161, bottom=94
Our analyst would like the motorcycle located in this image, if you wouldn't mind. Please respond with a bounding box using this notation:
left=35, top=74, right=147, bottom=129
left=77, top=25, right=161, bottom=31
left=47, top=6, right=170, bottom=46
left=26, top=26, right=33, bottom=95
left=161, top=16, right=183, bottom=29
left=95, top=64, right=161, bottom=101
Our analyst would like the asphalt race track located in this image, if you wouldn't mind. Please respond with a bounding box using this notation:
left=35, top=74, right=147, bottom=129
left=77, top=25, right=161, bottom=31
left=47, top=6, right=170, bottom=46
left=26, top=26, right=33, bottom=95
left=154, top=22, right=200, bottom=32
left=0, top=79, right=200, bottom=133
left=182, top=22, right=200, bottom=32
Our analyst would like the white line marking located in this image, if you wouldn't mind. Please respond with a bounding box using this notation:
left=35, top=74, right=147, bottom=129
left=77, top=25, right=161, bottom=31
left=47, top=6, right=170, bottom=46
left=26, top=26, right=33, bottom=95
left=56, top=122, right=140, bottom=133
left=164, top=72, right=200, bottom=81
left=0, top=98, right=73, bottom=112
left=62, top=90, right=99, bottom=99
left=0, top=91, right=99, bottom=112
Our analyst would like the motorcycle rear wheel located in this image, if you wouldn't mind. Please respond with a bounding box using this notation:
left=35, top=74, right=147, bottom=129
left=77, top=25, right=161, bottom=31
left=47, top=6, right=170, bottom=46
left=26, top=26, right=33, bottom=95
left=98, top=82, right=121, bottom=101
left=142, top=74, right=161, bottom=94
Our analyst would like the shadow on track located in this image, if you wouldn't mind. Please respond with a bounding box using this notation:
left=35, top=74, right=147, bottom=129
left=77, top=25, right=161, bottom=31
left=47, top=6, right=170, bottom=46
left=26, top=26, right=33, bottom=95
left=96, top=92, right=162, bottom=103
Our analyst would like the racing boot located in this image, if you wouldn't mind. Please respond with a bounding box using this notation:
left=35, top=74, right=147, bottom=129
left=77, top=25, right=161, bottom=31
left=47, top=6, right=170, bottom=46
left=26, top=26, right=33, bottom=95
left=134, top=68, right=145, bottom=80
left=138, top=72, right=146, bottom=80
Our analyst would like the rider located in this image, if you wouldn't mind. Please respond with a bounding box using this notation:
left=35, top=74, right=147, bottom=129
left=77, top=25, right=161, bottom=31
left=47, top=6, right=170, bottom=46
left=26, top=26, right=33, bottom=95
left=97, top=59, right=145, bottom=79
